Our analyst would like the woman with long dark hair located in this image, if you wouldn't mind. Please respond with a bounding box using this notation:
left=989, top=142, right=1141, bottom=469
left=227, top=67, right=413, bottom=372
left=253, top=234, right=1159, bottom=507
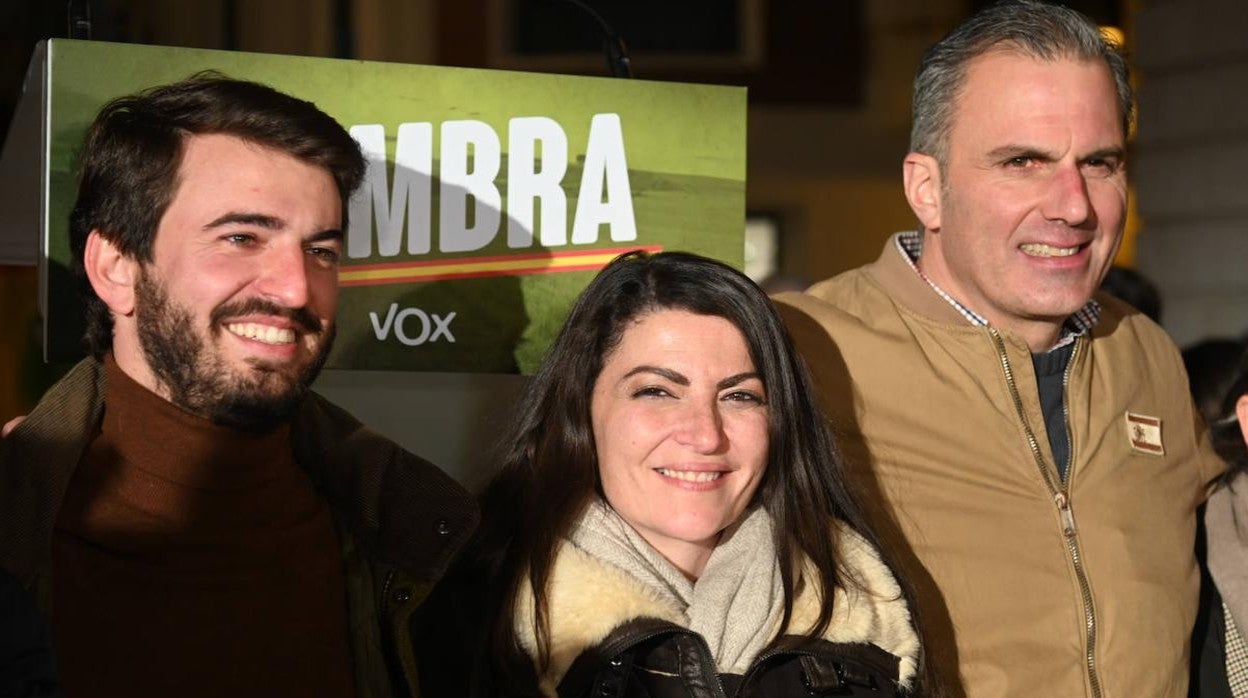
left=1192, top=351, right=1248, bottom=697
left=414, top=251, right=921, bottom=696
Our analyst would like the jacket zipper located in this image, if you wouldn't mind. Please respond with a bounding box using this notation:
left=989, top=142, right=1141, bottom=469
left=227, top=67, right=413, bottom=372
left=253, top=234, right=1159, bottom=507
left=688, top=632, right=729, bottom=698
left=1059, top=340, right=1079, bottom=490
left=736, top=647, right=820, bottom=692
left=989, top=330, right=1102, bottom=698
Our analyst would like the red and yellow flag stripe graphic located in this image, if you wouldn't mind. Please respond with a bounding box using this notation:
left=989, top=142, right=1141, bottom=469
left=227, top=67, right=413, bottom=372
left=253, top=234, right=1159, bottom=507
left=338, top=245, right=663, bottom=287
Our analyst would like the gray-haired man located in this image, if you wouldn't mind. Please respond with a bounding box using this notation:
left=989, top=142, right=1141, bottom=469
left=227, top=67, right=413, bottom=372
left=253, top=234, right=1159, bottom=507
left=777, top=2, right=1221, bottom=695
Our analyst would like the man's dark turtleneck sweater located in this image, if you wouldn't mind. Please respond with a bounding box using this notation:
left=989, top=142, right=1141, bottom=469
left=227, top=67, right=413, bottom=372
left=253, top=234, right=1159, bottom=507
left=51, top=355, right=356, bottom=697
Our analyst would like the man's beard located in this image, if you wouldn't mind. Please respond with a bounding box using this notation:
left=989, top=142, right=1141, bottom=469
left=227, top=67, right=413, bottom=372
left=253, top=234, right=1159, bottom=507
left=133, top=270, right=335, bottom=431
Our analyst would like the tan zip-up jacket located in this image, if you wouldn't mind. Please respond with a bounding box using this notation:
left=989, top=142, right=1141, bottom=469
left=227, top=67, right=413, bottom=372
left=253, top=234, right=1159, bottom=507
left=0, top=357, right=479, bottom=697
left=774, top=235, right=1223, bottom=698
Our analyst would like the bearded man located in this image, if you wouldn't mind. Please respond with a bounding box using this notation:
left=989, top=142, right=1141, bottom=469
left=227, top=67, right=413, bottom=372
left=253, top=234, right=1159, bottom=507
left=0, top=75, right=477, bottom=698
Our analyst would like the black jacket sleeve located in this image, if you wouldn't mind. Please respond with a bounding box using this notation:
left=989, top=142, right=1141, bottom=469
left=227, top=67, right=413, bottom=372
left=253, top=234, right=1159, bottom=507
left=0, top=567, right=58, bottom=698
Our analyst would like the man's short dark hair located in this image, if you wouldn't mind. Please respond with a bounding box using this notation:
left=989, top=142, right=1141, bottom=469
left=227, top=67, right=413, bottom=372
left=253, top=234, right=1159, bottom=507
left=69, top=72, right=366, bottom=357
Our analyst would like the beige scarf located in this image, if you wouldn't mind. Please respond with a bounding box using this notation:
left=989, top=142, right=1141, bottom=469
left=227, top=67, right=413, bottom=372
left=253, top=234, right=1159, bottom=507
left=568, top=500, right=784, bottom=674
left=1207, top=474, right=1248, bottom=634
left=515, top=501, right=920, bottom=695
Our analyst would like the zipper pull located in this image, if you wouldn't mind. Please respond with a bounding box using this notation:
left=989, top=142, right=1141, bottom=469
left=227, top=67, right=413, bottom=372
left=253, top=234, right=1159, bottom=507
left=1055, top=492, right=1077, bottom=537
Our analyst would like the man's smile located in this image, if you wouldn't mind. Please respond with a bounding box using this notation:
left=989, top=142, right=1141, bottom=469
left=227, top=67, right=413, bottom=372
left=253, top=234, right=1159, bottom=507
left=224, top=322, right=297, bottom=345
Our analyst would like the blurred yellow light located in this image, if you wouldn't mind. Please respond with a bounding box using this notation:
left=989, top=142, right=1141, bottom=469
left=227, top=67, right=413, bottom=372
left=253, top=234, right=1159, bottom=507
left=1101, top=26, right=1125, bottom=48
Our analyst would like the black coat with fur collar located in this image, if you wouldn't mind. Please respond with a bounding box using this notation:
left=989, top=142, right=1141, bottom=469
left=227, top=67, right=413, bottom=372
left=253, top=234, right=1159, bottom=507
left=414, top=526, right=918, bottom=697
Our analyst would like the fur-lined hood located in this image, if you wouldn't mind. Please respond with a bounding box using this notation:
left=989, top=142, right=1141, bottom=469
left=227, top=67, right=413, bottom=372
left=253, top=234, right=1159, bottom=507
left=514, top=524, right=919, bottom=694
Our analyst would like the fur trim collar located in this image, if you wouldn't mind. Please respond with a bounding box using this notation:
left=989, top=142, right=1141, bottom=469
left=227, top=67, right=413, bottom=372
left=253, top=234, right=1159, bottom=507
left=514, top=524, right=919, bottom=694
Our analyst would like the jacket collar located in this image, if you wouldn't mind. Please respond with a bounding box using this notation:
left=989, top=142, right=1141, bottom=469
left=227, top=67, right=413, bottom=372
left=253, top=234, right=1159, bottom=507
left=515, top=523, right=919, bottom=693
left=872, top=232, right=1101, bottom=349
left=291, top=389, right=477, bottom=581
left=0, top=358, right=103, bottom=584
left=865, top=233, right=976, bottom=326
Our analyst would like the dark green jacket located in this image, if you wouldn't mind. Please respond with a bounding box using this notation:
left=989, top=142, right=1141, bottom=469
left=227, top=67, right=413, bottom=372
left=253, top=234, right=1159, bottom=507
left=0, top=357, right=479, bottom=698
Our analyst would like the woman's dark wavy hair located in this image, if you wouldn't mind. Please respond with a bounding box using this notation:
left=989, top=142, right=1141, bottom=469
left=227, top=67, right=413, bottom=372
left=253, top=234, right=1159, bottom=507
left=474, top=250, right=915, bottom=689
left=68, top=72, right=365, bottom=357
left=1213, top=349, right=1248, bottom=485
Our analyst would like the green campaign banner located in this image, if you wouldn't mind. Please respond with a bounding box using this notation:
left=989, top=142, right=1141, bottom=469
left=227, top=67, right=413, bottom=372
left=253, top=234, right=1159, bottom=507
left=7, top=39, right=745, bottom=374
